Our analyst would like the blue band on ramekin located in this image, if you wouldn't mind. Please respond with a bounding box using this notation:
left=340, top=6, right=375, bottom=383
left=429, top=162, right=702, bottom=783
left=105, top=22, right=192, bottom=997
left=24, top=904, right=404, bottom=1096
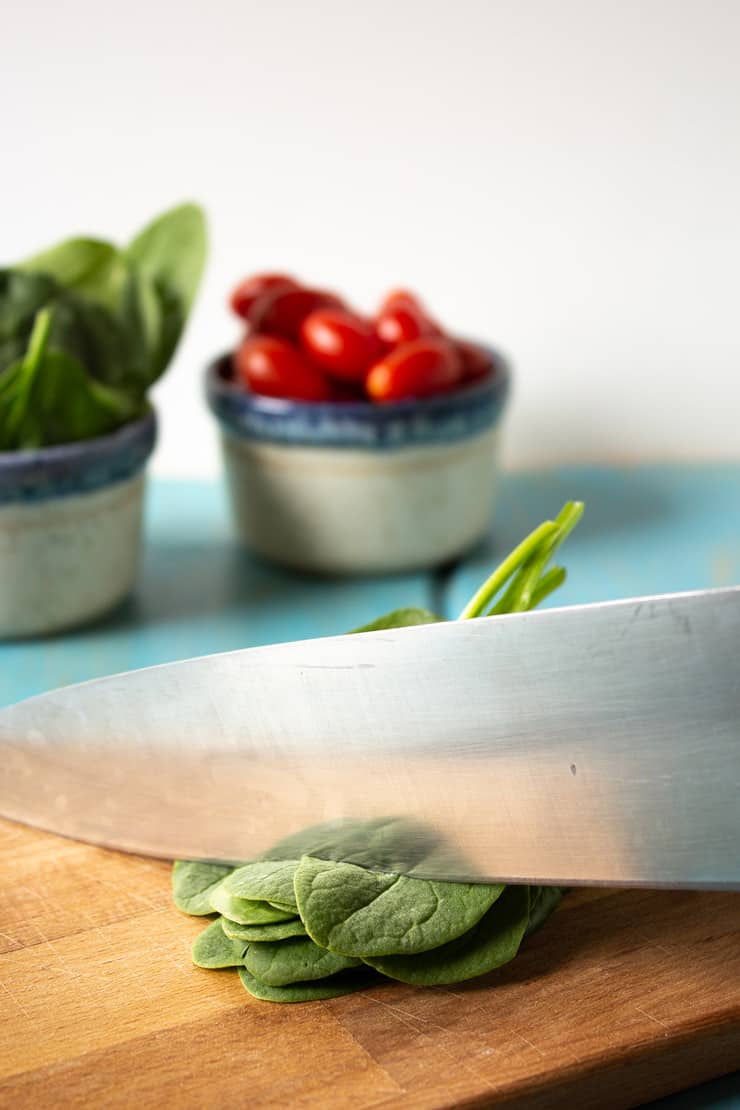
left=206, top=351, right=510, bottom=450
left=0, top=412, right=157, bottom=505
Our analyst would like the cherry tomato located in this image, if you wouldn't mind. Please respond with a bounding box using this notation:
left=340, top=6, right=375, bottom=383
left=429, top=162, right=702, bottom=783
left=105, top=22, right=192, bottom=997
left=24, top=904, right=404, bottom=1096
left=375, top=288, right=442, bottom=348
left=378, top=288, right=423, bottom=314
left=234, top=336, right=332, bottom=402
left=375, top=303, right=442, bottom=347
left=229, top=273, right=298, bottom=320
left=457, top=340, right=494, bottom=383
left=365, top=338, right=463, bottom=403
left=300, top=308, right=380, bottom=382
left=250, top=286, right=344, bottom=342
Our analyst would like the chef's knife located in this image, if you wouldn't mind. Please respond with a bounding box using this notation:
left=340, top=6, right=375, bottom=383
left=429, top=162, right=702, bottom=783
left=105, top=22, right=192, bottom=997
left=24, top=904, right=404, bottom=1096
left=0, top=587, right=738, bottom=889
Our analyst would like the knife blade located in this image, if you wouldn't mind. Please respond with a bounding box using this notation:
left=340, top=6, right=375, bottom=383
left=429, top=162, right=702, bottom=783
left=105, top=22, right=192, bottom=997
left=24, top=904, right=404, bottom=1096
left=0, top=587, right=738, bottom=889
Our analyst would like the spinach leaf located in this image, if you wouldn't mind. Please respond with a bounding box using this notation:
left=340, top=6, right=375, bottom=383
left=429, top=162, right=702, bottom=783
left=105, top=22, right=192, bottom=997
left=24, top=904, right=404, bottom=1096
left=127, top=203, right=206, bottom=314
left=524, top=885, right=566, bottom=939
left=224, top=860, right=300, bottom=911
left=192, top=918, right=248, bottom=968
left=0, top=310, right=140, bottom=450
left=125, top=203, right=207, bottom=382
left=295, top=856, right=504, bottom=957
left=244, top=934, right=361, bottom=987
left=0, top=270, right=57, bottom=345
left=115, top=263, right=164, bottom=391
left=221, top=917, right=307, bottom=942
left=172, top=860, right=236, bottom=916
left=363, top=885, right=530, bottom=985
left=238, top=966, right=375, bottom=1004
left=0, top=271, right=140, bottom=393
left=209, top=883, right=297, bottom=925
left=351, top=607, right=441, bottom=633
left=17, top=238, right=124, bottom=313
left=47, top=290, right=140, bottom=389
left=260, top=817, right=441, bottom=874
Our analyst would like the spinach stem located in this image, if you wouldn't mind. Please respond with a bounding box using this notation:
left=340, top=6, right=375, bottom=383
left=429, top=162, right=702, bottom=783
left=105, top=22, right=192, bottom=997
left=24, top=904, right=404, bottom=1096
left=5, top=308, right=55, bottom=443
left=457, top=520, right=558, bottom=620
left=23, top=307, right=54, bottom=373
left=527, top=566, right=566, bottom=609
left=491, top=501, right=583, bottom=614
left=458, top=501, right=584, bottom=620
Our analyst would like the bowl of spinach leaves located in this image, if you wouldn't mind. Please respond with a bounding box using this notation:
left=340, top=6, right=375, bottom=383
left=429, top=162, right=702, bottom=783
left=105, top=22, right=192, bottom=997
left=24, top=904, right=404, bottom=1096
left=0, top=203, right=207, bottom=637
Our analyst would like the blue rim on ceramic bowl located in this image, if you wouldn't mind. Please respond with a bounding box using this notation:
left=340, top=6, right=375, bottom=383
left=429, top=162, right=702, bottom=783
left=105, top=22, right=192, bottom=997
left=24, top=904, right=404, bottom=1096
left=205, top=348, right=511, bottom=449
left=0, top=411, right=157, bottom=505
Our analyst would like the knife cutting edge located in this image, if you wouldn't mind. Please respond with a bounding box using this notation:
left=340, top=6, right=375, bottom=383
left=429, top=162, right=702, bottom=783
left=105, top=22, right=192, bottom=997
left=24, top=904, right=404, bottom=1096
left=0, top=587, right=738, bottom=890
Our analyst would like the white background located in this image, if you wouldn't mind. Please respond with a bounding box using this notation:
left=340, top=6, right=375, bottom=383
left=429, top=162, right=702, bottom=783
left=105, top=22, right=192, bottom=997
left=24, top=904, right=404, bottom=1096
left=3, top=0, right=739, bottom=476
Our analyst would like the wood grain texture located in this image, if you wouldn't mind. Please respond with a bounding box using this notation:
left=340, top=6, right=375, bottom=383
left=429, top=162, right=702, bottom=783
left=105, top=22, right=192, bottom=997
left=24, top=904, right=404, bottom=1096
left=1, top=819, right=739, bottom=1108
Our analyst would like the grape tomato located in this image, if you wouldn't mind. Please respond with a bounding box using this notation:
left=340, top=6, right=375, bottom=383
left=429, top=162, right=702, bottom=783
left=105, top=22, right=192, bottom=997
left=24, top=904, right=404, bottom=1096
left=300, top=308, right=380, bottom=381
left=251, top=287, right=343, bottom=342
left=366, top=338, right=463, bottom=403
left=375, top=303, right=441, bottom=347
left=457, top=340, right=494, bottom=382
left=229, top=274, right=297, bottom=320
left=234, top=335, right=331, bottom=402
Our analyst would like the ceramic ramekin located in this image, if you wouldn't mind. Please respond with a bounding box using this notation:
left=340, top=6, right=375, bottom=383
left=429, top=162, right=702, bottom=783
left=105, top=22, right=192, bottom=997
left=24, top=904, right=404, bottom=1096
left=206, top=351, right=510, bottom=575
left=0, top=413, right=157, bottom=638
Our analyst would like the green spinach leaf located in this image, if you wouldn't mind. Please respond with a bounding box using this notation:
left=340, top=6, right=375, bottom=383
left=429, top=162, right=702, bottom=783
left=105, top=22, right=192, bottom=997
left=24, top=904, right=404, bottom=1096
left=221, top=917, right=307, bottom=942
left=126, top=203, right=206, bottom=314
left=244, top=934, right=361, bottom=987
left=524, top=885, right=566, bottom=938
left=192, top=918, right=248, bottom=968
left=224, top=860, right=300, bottom=911
left=261, top=817, right=441, bottom=874
left=17, top=238, right=124, bottom=313
left=238, top=966, right=375, bottom=1003
left=125, top=203, right=207, bottom=382
left=172, top=860, right=236, bottom=916
left=363, top=885, right=529, bottom=985
left=209, top=883, right=297, bottom=925
left=351, top=607, right=441, bottom=633
left=47, top=290, right=140, bottom=389
left=295, top=856, right=504, bottom=957
left=0, top=310, right=140, bottom=450
left=0, top=270, right=57, bottom=345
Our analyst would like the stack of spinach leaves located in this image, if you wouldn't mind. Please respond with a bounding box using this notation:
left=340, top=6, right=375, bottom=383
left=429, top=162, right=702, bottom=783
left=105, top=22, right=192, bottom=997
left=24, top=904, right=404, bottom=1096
left=0, top=203, right=207, bottom=450
left=173, top=501, right=583, bottom=1002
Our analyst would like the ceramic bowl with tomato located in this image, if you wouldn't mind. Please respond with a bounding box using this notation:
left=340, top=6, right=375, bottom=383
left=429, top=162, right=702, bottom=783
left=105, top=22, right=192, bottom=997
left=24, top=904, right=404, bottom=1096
left=206, top=276, right=510, bottom=575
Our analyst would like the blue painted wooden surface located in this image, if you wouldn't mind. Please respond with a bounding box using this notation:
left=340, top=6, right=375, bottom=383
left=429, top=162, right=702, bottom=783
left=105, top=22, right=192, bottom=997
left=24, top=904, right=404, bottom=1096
left=0, top=480, right=434, bottom=706
left=1, top=463, right=738, bottom=1108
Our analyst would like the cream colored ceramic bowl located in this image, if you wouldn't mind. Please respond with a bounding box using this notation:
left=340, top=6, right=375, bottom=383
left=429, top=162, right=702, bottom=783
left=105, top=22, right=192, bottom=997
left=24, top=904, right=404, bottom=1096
left=0, top=414, right=156, bottom=638
left=206, top=351, right=510, bottom=575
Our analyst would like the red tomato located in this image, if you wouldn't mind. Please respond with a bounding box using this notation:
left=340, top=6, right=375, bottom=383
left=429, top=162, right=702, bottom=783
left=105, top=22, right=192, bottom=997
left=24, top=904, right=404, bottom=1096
left=251, top=286, right=344, bottom=341
left=229, top=273, right=298, bottom=320
left=457, top=340, right=494, bottom=382
left=300, top=308, right=380, bottom=381
left=375, top=288, right=442, bottom=348
left=365, top=338, right=463, bottom=403
left=375, top=303, right=442, bottom=347
left=378, top=288, right=423, bottom=314
left=234, top=336, right=332, bottom=402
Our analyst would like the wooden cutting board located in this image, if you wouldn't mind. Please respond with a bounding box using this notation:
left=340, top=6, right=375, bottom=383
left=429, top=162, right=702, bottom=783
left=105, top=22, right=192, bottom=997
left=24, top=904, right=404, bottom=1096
left=1, top=818, right=738, bottom=1109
